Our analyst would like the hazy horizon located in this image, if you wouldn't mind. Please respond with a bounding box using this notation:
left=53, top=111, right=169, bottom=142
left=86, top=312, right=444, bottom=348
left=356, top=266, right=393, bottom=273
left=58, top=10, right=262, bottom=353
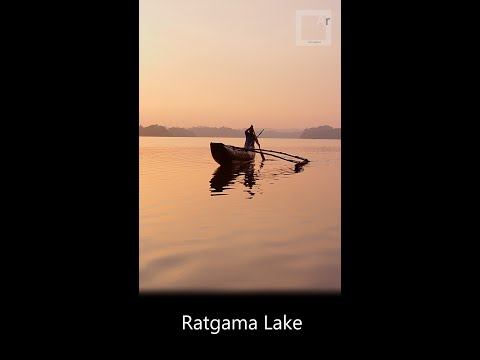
left=140, top=0, right=341, bottom=129
left=139, top=124, right=339, bottom=131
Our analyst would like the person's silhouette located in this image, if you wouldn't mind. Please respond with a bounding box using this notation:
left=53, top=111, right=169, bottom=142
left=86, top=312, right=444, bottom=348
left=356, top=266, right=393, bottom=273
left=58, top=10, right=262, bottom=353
left=244, top=125, right=265, bottom=161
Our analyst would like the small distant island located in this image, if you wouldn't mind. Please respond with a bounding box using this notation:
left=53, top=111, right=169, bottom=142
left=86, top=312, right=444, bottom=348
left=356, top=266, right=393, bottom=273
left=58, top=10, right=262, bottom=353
left=139, top=124, right=340, bottom=139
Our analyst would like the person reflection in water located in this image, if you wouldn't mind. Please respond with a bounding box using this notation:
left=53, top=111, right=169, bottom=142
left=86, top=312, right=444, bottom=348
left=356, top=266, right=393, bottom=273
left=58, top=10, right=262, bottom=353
left=243, top=163, right=256, bottom=189
left=210, top=161, right=259, bottom=198
left=244, top=125, right=265, bottom=161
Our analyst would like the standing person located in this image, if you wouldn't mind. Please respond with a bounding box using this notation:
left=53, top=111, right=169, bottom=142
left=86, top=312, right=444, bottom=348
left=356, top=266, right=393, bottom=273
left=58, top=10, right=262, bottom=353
left=244, top=125, right=265, bottom=161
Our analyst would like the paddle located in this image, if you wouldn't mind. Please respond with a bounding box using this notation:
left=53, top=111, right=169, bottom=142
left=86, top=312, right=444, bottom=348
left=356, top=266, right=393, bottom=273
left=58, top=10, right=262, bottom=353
left=253, top=128, right=265, bottom=161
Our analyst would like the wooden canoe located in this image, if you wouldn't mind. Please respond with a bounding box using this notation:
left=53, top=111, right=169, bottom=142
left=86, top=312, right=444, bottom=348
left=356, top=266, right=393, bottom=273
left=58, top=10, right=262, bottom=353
left=210, top=142, right=255, bottom=165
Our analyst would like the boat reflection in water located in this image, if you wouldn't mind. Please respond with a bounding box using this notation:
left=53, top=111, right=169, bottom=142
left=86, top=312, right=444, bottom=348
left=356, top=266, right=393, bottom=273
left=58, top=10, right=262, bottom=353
left=209, top=161, right=260, bottom=198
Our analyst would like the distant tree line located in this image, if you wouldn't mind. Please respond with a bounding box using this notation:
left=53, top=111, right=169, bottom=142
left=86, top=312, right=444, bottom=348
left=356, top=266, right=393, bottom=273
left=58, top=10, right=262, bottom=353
left=139, top=125, right=195, bottom=137
left=139, top=124, right=341, bottom=139
left=300, top=125, right=341, bottom=139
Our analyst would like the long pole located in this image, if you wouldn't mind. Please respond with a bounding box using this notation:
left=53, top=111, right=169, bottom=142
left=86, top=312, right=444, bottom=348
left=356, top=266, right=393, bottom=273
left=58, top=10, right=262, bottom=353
left=241, top=148, right=299, bottom=163
left=228, top=144, right=308, bottom=161
left=225, top=145, right=309, bottom=165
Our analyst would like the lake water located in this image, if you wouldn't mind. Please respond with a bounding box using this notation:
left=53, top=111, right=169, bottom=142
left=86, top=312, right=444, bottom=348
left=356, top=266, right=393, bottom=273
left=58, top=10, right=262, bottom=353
left=140, top=137, right=341, bottom=292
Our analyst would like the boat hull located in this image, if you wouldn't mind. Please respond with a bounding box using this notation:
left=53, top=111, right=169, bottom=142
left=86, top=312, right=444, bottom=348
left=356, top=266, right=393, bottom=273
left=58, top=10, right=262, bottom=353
left=210, top=142, right=255, bottom=165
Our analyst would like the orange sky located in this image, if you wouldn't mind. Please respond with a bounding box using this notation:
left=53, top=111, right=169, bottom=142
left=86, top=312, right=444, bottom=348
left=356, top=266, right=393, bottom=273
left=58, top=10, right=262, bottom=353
left=140, top=0, right=341, bottom=129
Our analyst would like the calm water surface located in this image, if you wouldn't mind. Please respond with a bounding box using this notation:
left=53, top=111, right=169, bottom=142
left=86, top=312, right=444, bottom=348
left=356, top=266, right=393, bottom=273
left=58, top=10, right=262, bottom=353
left=140, top=137, right=340, bottom=291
